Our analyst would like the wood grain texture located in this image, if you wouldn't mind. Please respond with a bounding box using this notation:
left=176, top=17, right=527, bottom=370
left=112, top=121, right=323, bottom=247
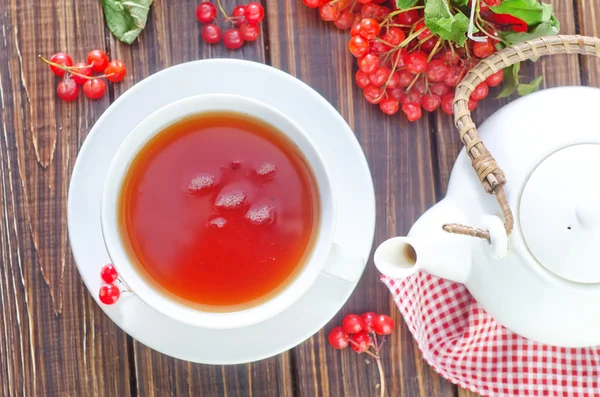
left=0, top=0, right=131, bottom=396
left=266, top=1, right=456, bottom=396
left=579, top=0, right=600, bottom=86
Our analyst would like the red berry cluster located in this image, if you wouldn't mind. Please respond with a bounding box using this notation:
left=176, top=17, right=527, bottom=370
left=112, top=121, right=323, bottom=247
left=196, top=1, right=264, bottom=49
left=302, top=0, right=507, bottom=121
left=98, top=264, right=123, bottom=305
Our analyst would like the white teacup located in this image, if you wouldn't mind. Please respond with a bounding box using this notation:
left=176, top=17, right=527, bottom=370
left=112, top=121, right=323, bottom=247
left=101, top=94, right=364, bottom=329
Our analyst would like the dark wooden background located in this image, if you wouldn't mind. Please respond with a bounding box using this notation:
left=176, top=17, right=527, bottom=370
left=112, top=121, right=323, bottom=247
left=0, top=0, right=597, bottom=396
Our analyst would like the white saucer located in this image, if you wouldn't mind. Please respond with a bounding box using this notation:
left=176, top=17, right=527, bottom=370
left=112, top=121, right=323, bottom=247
left=68, top=59, right=376, bottom=364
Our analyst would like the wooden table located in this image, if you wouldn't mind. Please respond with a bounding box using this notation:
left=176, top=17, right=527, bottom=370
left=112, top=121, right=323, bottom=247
left=0, top=0, right=598, bottom=396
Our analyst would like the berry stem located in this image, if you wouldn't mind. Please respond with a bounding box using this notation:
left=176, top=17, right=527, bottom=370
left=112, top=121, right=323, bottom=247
left=349, top=340, right=379, bottom=359
left=215, top=0, right=231, bottom=20
left=386, top=5, right=424, bottom=20
left=376, top=356, right=386, bottom=397
left=40, top=55, right=115, bottom=80
left=426, top=37, right=444, bottom=62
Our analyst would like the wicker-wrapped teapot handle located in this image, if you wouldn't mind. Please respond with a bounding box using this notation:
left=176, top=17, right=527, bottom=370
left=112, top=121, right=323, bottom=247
left=444, top=35, right=600, bottom=241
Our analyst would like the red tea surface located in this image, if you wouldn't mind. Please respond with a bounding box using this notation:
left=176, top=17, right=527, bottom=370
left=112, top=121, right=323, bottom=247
left=120, top=112, right=319, bottom=308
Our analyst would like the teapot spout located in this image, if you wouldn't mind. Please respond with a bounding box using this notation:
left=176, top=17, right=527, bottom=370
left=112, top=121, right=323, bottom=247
left=374, top=199, right=472, bottom=284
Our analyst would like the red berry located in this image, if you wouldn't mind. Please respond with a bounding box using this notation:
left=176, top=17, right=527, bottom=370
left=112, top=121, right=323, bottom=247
left=356, top=70, right=371, bottom=89
left=351, top=331, right=371, bottom=353
left=380, top=97, right=399, bottom=115
left=56, top=78, right=78, bottom=101
left=357, top=0, right=373, bottom=3
left=415, top=20, right=431, bottom=39
left=71, top=62, right=93, bottom=85
left=361, top=312, right=378, bottom=332
left=386, top=71, right=400, bottom=89
left=394, top=9, right=418, bottom=25
left=369, top=67, right=390, bottom=87
left=444, top=66, right=465, bottom=87
left=202, top=23, right=223, bottom=43
left=361, top=3, right=381, bottom=18
left=334, top=9, right=355, bottom=30
left=232, top=5, right=246, bottom=26
left=370, top=40, right=389, bottom=54
left=244, top=2, right=264, bottom=24
left=413, top=77, right=428, bottom=94
left=430, top=82, right=450, bottom=96
left=440, top=49, right=461, bottom=65
left=328, top=326, right=350, bottom=349
left=404, top=51, right=428, bottom=74
left=358, top=53, right=379, bottom=73
left=421, top=94, right=441, bottom=112
left=473, top=39, right=496, bottom=58
left=391, top=49, right=406, bottom=69
left=402, top=103, right=422, bottom=122
left=83, top=78, right=106, bottom=99
left=105, top=60, right=126, bottom=82
left=100, top=264, right=119, bottom=284
left=196, top=2, right=217, bottom=23
left=387, top=86, right=404, bottom=101
left=483, top=0, right=501, bottom=5
left=486, top=69, right=504, bottom=87
left=468, top=98, right=478, bottom=111
left=402, top=89, right=422, bottom=105
left=99, top=284, right=121, bottom=305
left=471, top=81, right=489, bottom=101
left=426, top=60, right=448, bottom=82
left=372, top=314, right=395, bottom=335
left=358, top=18, right=380, bottom=40
left=350, top=21, right=361, bottom=36
left=381, top=27, right=405, bottom=47
left=342, top=314, right=365, bottom=334
left=374, top=5, right=390, bottom=18
left=364, top=84, right=384, bottom=104
left=303, top=0, right=323, bottom=8
left=87, top=50, right=109, bottom=73
left=441, top=93, right=454, bottom=115
left=348, top=36, right=370, bottom=58
left=49, top=52, right=73, bottom=77
left=397, top=70, right=413, bottom=87
left=223, top=28, right=244, bottom=49
left=421, top=36, right=438, bottom=53
left=240, top=23, right=260, bottom=41
left=320, top=3, right=340, bottom=21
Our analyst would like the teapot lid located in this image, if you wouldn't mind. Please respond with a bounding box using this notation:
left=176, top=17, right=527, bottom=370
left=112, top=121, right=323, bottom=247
left=519, top=144, right=600, bottom=283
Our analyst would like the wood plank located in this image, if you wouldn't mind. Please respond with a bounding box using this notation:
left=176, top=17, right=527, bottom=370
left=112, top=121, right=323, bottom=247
left=578, top=0, right=600, bottom=86
left=0, top=0, right=131, bottom=396
left=104, top=1, right=293, bottom=395
left=266, top=1, right=456, bottom=396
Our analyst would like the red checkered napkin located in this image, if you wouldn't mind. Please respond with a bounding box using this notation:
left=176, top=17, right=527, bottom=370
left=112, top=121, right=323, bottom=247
left=382, top=272, right=600, bottom=397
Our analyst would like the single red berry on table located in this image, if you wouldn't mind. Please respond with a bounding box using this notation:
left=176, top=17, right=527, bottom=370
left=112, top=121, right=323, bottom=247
left=380, top=98, right=399, bottom=115
left=83, top=78, right=106, bottom=99
left=402, top=102, right=422, bottom=122
left=355, top=70, right=371, bottom=89
left=100, top=264, right=119, bottom=284
left=473, top=39, right=496, bottom=58
left=364, top=84, right=384, bottom=104
left=244, top=2, right=265, bottom=25
left=358, top=18, right=380, bottom=40
left=196, top=1, right=217, bottom=24
left=105, top=60, right=126, bottom=82
left=87, top=49, right=109, bottom=72
left=441, top=93, right=454, bottom=115
left=232, top=5, right=246, bottom=25
left=223, top=28, right=245, bottom=49
left=381, top=27, right=405, bottom=47
left=56, top=78, right=78, bottom=101
left=319, top=3, right=340, bottom=21
left=404, top=51, right=428, bottom=74
left=471, top=81, right=489, bottom=101
left=421, top=94, right=441, bottom=112
left=368, top=67, right=390, bottom=87
left=358, top=53, right=379, bottom=73
left=361, top=312, right=378, bottom=332
left=386, top=71, right=400, bottom=89
left=373, top=314, right=395, bottom=335
left=426, top=60, right=448, bottom=82
left=303, top=0, right=323, bottom=8
left=99, top=284, right=121, bottom=305
left=342, top=313, right=366, bottom=334
left=397, top=70, right=413, bottom=88
left=394, top=9, right=419, bottom=25
left=202, top=23, right=223, bottom=43
left=334, top=9, right=355, bottom=30
left=415, top=20, right=431, bottom=40
left=486, top=69, right=504, bottom=87
left=71, top=62, right=93, bottom=85
left=328, top=326, right=350, bottom=349
left=348, top=36, right=370, bottom=58
left=351, top=331, right=371, bottom=353
left=431, top=82, right=450, bottom=96
left=49, top=52, right=73, bottom=77
left=240, top=23, right=260, bottom=41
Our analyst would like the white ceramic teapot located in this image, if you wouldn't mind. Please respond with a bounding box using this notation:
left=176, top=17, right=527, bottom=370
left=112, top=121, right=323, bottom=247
left=374, top=35, right=600, bottom=347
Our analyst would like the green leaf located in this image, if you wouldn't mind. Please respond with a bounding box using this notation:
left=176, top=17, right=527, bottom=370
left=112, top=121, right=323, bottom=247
left=517, top=75, right=543, bottom=95
left=102, top=0, right=153, bottom=44
left=424, top=0, right=471, bottom=46
left=395, top=0, right=418, bottom=9
left=489, top=0, right=548, bottom=26
left=496, top=63, right=520, bottom=98
left=450, top=0, right=469, bottom=6
left=499, top=19, right=559, bottom=44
